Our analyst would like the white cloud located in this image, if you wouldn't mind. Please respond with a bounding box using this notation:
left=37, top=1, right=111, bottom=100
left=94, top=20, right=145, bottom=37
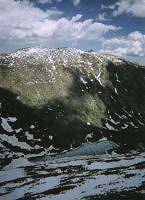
left=37, top=0, right=62, bottom=4
left=37, top=0, right=52, bottom=4
left=50, top=17, right=119, bottom=42
left=96, top=12, right=111, bottom=21
left=0, top=0, right=120, bottom=52
left=37, top=0, right=80, bottom=6
left=100, top=31, right=145, bottom=57
left=101, top=4, right=116, bottom=10
left=103, top=0, right=145, bottom=18
left=71, top=14, right=82, bottom=22
left=128, top=31, right=144, bottom=41
left=71, top=0, right=81, bottom=6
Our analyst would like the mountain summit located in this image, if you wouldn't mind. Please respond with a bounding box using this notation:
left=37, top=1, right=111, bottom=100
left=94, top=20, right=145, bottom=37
left=0, top=47, right=145, bottom=160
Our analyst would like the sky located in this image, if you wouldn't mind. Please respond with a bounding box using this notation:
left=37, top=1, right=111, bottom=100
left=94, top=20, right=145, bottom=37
left=0, top=0, right=145, bottom=64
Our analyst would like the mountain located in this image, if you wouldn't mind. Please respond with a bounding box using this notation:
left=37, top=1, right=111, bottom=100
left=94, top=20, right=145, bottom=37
left=0, top=47, right=145, bottom=165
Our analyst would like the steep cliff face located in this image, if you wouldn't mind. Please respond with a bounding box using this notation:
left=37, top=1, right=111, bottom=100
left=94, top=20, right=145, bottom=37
left=0, top=47, right=145, bottom=161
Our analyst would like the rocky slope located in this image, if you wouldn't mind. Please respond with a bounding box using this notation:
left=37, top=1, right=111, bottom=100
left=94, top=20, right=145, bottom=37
left=0, top=47, right=145, bottom=165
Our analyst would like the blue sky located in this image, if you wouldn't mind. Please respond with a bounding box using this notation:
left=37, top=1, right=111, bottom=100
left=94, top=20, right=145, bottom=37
left=0, top=0, right=145, bottom=64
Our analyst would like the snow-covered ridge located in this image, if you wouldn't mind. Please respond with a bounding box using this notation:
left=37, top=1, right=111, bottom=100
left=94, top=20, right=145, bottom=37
left=11, top=47, right=83, bottom=61
left=0, top=46, right=134, bottom=90
left=8, top=47, right=85, bottom=67
left=2, top=47, right=126, bottom=68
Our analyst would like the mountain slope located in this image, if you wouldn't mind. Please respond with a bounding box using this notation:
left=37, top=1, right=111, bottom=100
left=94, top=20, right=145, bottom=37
left=0, top=47, right=145, bottom=162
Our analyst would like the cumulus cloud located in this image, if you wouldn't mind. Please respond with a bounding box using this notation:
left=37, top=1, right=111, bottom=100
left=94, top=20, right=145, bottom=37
left=100, top=31, right=145, bottom=57
left=0, top=0, right=120, bottom=52
left=103, top=0, right=145, bottom=18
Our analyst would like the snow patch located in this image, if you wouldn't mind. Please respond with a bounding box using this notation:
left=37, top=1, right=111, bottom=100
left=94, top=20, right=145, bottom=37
left=30, top=125, right=35, bottom=129
left=95, top=69, right=103, bottom=86
left=116, top=73, right=120, bottom=82
left=25, top=131, right=34, bottom=140
left=114, top=88, right=118, bottom=95
left=105, top=122, right=118, bottom=131
left=0, top=134, right=32, bottom=150
left=80, top=77, right=87, bottom=85
left=122, top=124, right=129, bottom=129
left=15, top=128, right=23, bottom=133
left=49, top=135, right=53, bottom=140
left=0, top=117, right=17, bottom=133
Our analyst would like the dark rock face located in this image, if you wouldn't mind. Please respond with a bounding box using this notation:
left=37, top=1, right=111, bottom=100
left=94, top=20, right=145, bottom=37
left=0, top=47, right=145, bottom=161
